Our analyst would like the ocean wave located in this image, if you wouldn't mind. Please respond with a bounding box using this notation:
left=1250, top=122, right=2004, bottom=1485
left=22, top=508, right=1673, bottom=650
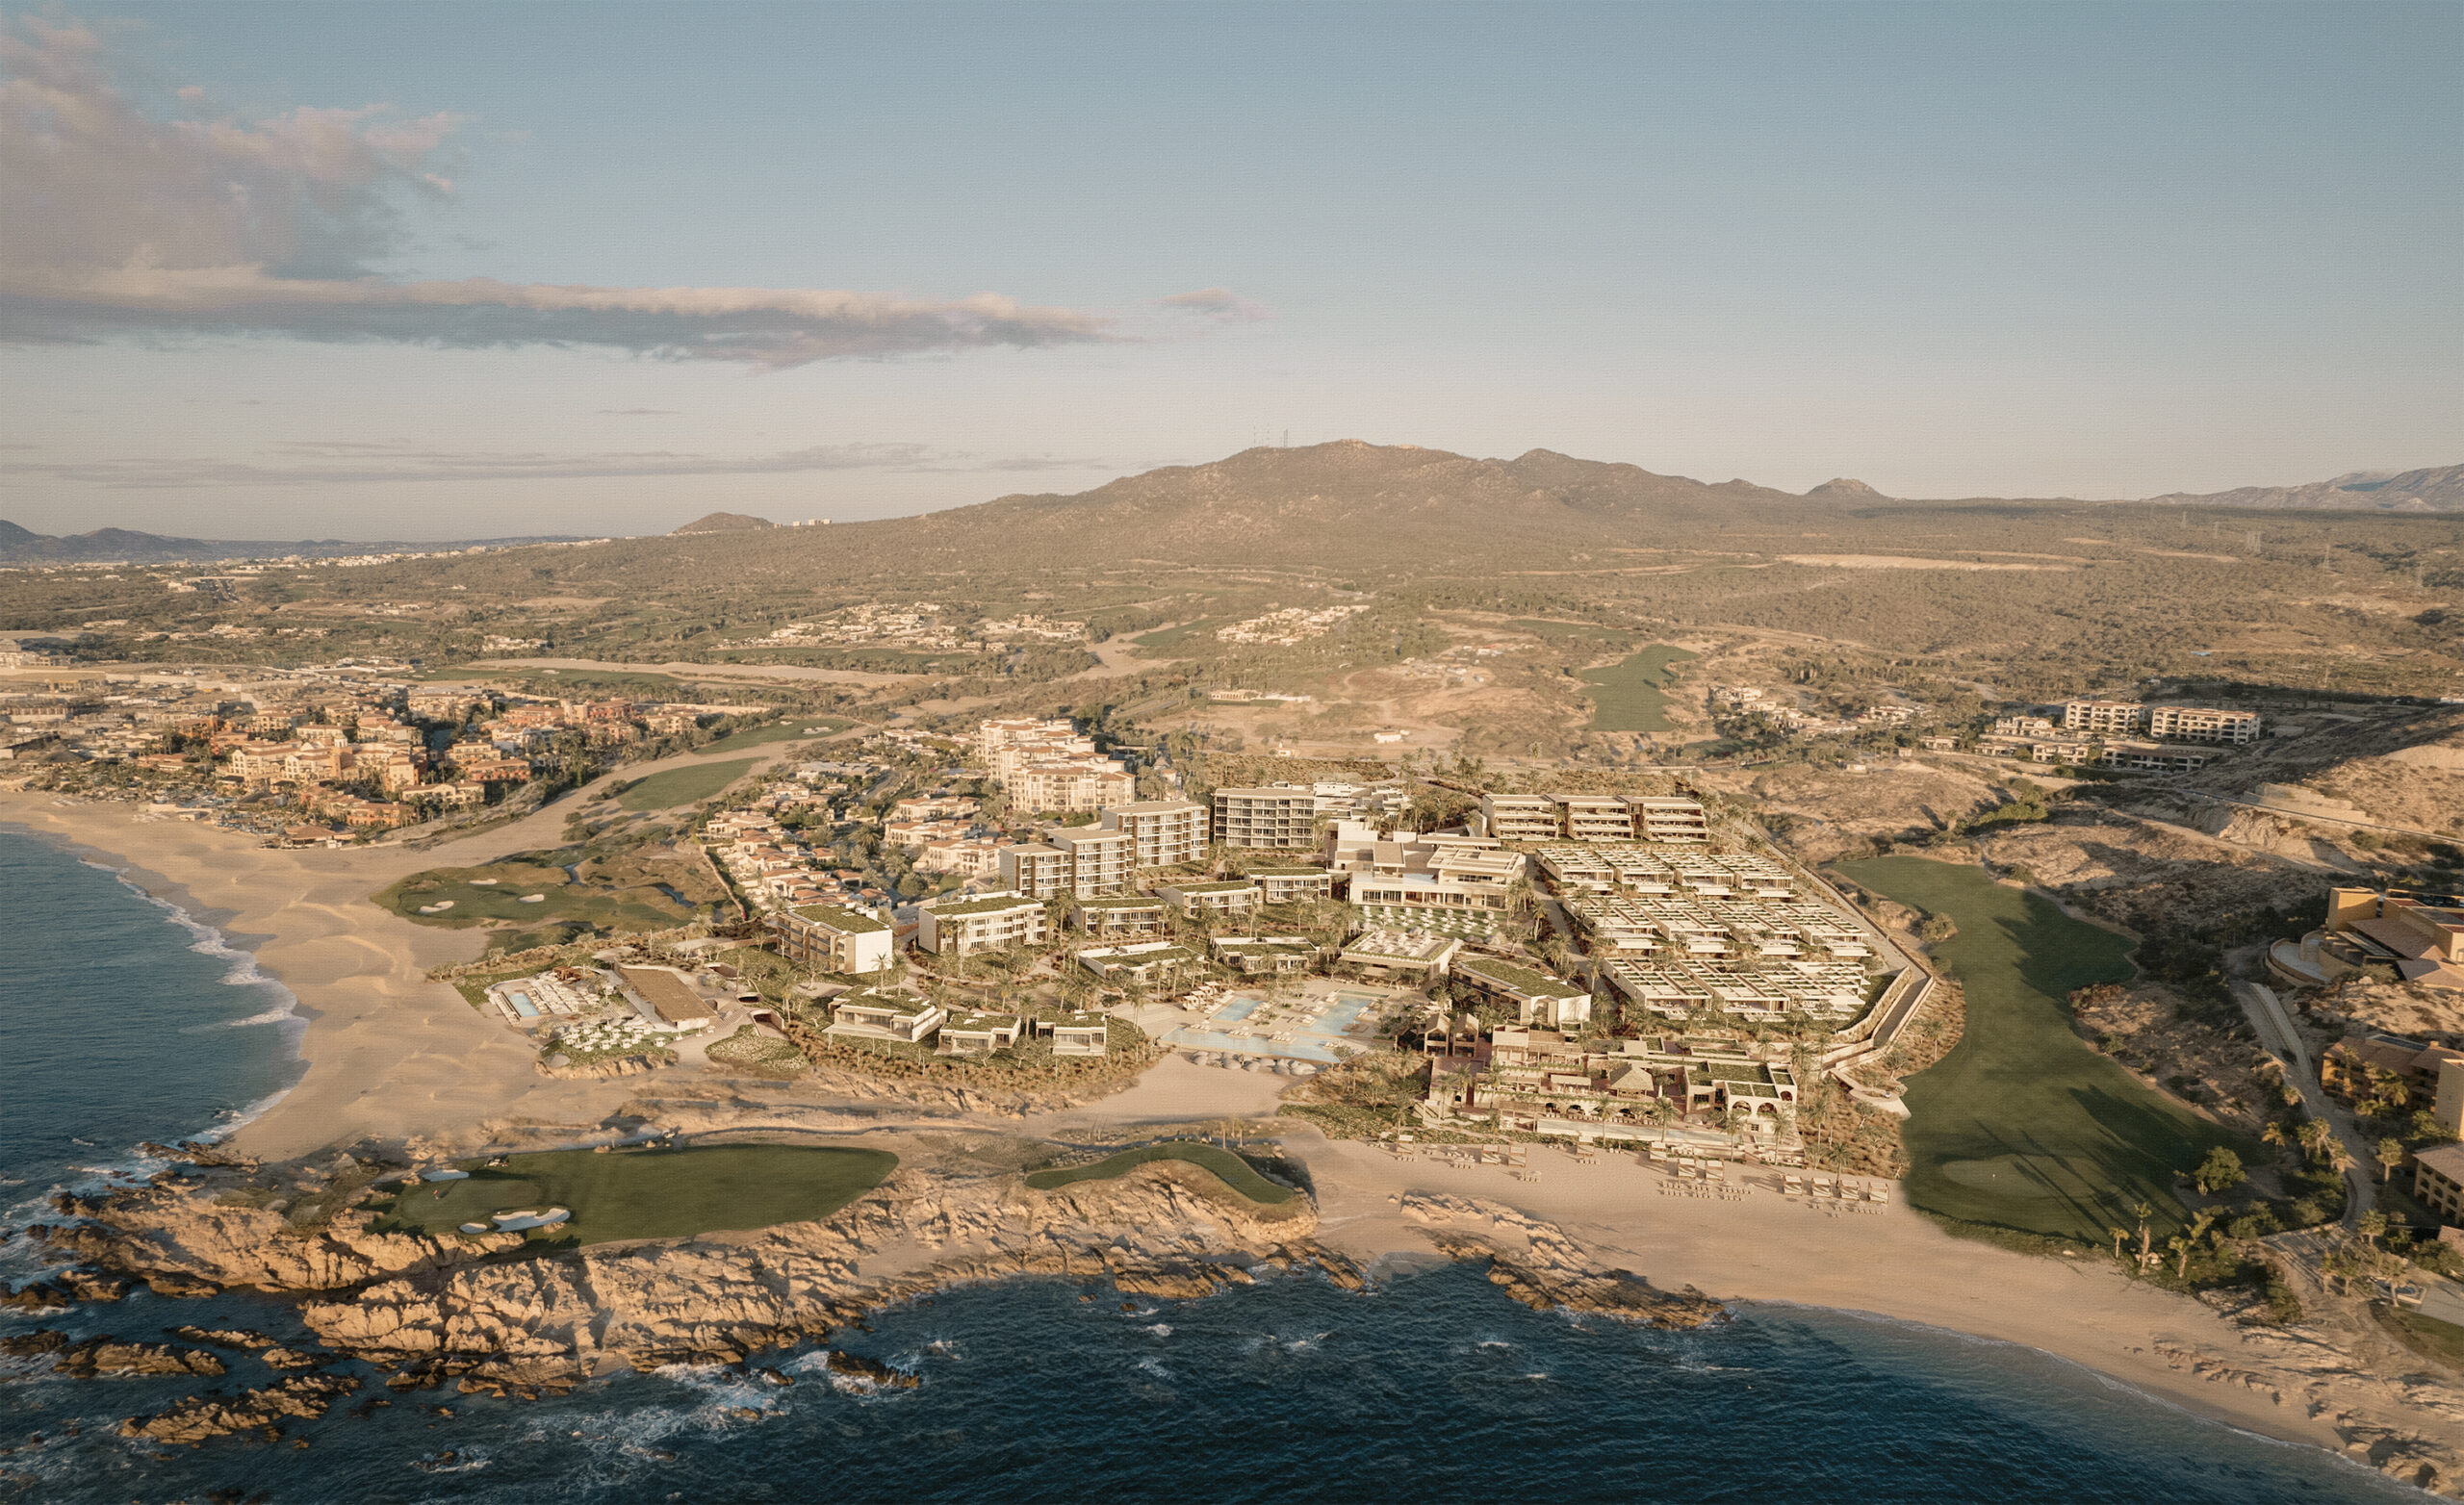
left=66, top=855, right=306, bottom=1144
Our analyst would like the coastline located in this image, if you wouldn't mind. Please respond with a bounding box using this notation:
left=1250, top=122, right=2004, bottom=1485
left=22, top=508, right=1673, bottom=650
left=1, top=788, right=2452, bottom=1486
left=0, top=789, right=618, bottom=1162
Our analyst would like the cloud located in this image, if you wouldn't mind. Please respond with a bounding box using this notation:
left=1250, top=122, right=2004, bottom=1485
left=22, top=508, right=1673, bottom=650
left=1158, top=286, right=1267, bottom=321
left=0, top=16, right=1113, bottom=367
left=0, top=439, right=1111, bottom=488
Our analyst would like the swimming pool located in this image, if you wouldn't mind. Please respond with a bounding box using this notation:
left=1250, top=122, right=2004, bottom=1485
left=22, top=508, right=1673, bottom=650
left=506, top=991, right=540, bottom=1019
left=1212, top=994, right=1266, bottom=1023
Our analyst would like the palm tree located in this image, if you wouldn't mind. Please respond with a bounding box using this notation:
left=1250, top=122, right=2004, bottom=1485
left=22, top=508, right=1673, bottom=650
left=2375, top=1137, right=2406, bottom=1185
left=2296, top=1119, right=2331, bottom=1162
left=2132, top=1201, right=2156, bottom=1273
left=2108, top=1226, right=2129, bottom=1260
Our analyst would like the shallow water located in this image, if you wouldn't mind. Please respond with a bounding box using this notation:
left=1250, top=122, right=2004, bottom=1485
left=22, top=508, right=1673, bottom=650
left=0, top=830, right=2425, bottom=1503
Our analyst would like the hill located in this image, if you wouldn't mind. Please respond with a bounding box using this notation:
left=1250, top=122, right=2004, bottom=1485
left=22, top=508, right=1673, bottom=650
left=671, top=512, right=776, bottom=534
left=2145, top=465, right=2464, bottom=514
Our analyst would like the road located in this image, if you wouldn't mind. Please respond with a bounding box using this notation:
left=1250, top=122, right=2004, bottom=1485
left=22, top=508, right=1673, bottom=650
left=2233, top=978, right=2374, bottom=1230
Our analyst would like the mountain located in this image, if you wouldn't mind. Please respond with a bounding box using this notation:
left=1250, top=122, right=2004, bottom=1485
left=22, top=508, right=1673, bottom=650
left=0, top=524, right=583, bottom=565
left=2144, top=464, right=2464, bottom=514
left=671, top=512, right=775, bottom=534
left=876, top=442, right=1810, bottom=573
left=1804, top=478, right=1889, bottom=500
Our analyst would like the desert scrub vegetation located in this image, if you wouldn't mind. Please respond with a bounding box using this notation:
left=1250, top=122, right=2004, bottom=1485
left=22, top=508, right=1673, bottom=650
left=705, top=1025, right=808, bottom=1078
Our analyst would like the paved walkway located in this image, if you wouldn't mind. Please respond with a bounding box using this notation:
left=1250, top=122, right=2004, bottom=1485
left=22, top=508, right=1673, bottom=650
left=2235, top=979, right=2374, bottom=1229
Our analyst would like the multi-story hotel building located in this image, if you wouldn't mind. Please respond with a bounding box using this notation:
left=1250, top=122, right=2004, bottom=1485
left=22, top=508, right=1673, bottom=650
left=916, top=890, right=1051, bottom=955
left=770, top=904, right=896, bottom=975
left=1099, top=799, right=1209, bottom=867
left=1212, top=785, right=1323, bottom=849
left=2144, top=705, right=2261, bottom=745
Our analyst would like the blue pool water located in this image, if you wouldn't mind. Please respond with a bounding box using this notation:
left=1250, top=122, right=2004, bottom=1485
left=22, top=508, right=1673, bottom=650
left=0, top=828, right=2426, bottom=1503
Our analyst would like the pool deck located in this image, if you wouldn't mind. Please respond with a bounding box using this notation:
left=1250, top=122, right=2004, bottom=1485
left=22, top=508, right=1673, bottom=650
left=1162, top=981, right=1406, bottom=1065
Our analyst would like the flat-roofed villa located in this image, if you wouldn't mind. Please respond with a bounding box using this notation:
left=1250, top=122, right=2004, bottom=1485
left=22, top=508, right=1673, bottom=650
left=1073, top=895, right=1168, bottom=938
left=917, top=889, right=1051, bottom=955
left=825, top=989, right=945, bottom=1044
left=938, top=1009, right=1026, bottom=1055
left=770, top=903, right=895, bottom=975
left=1454, top=955, right=1593, bottom=1029
left=1042, top=1010, right=1112, bottom=1058
left=1337, top=928, right=1461, bottom=981
left=1210, top=934, right=1317, bottom=974
left=1077, top=940, right=1200, bottom=985
left=1246, top=865, right=1335, bottom=904
left=1534, top=844, right=1677, bottom=893
left=1155, top=879, right=1260, bottom=919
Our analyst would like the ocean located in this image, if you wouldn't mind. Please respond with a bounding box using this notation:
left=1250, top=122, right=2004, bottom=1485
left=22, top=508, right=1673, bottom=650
left=0, top=828, right=2426, bottom=1503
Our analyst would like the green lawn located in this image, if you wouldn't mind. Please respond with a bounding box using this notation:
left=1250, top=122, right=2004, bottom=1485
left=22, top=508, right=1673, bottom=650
left=1578, top=646, right=1694, bottom=732
left=370, top=1143, right=896, bottom=1246
left=1834, top=855, right=2250, bottom=1241
left=1024, top=1140, right=1295, bottom=1203
left=616, top=757, right=758, bottom=810
left=698, top=718, right=849, bottom=755
left=2374, top=1305, right=2464, bottom=1371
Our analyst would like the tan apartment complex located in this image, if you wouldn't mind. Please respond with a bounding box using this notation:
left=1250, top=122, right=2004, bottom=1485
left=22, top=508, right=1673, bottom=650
left=2061, top=700, right=2259, bottom=746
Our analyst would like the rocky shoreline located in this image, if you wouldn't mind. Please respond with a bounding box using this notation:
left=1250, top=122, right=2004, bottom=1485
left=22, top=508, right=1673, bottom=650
left=3, top=1135, right=1718, bottom=1446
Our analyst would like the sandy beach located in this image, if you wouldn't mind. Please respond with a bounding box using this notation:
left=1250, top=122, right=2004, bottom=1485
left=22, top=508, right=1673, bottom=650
left=0, top=737, right=808, bottom=1161
left=2, top=783, right=2451, bottom=1477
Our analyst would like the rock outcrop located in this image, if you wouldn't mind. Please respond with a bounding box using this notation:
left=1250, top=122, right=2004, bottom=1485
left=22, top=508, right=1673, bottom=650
left=43, top=1155, right=1345, bottom=1402
left=118, top=1374, right=360, bottom=1444
left=0, top=1332, right=228, bottom=1377
left=28, top=1188, right=523, bottom=1295
left=1399, top=1192, right=1727, bottom=1327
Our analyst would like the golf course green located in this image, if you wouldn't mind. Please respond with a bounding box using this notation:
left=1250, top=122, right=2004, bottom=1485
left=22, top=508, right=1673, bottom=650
left=1835, top=855, right=2247, bottom=1241
left=372, top=1143, right=897, bottom=1245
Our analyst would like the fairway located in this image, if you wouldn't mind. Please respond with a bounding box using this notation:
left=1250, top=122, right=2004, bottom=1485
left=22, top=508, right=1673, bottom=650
left=1578, top=646, right=1693, bottom=732
left=1024, top=1141, right=1295, bottom=1203
left=1835, top=855, right=2245, bottom=1240
left=372, top=1143, right=897, bottom=1245
left=617, top=757, right=757, bottom=810
left=375, top=850, right=705, bottom=933
left=699, top=718, right=850, bottom=755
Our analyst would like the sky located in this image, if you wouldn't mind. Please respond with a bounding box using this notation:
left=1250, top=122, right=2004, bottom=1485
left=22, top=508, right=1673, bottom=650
left=0, top=1, right=2457, bottom=541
